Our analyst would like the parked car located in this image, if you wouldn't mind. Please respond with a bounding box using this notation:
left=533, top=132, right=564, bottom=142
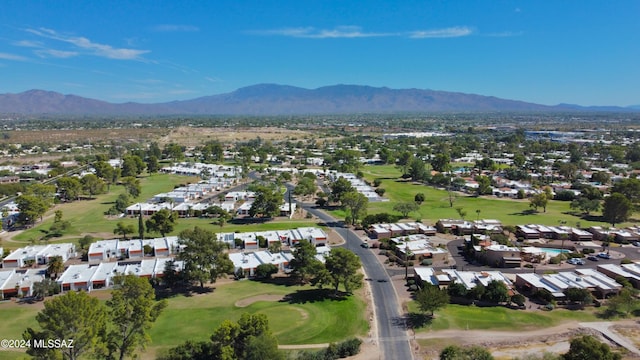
left=597, top=253, right=610, bottom=259
left=567, top=258, right=585, bottom=265
left=587, top=255, right=599, bottom=261
left=632, top=241, right=639, bottom=247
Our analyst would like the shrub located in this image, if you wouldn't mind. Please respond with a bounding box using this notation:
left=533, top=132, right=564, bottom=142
left=408, top=285, right=418, bottom=292
left=255, top=263, right=279, bottom=279
left=421, top=259, right=432, bottom=266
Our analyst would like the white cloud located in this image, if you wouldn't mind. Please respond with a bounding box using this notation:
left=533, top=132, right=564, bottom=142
left=13, top=40, right=42, bottom=47
left=484, top=31, right=523, bottom=37
left=409, top=26, right=473, bottom=38
left=26, top=28, right=149, bottom=60
left=252, top=25, right=474, bottom=39
left=205, top=76, right=222, bottom=83
left=252, top=26, right=392, bottom=39
left=0, top=52, right=27, bottom=61
left=151, top=24, right=199, bottom=32
left=35, top=49, right=78, bottom=58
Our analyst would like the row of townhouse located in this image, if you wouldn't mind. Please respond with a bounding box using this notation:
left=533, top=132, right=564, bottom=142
left=125, top=191, right=256, bottom=218
left=516, top=224, right=593, bottom=241
left=515, top=268, right=622, bottom=300
left=217, top=227, right=328, bottom=250
left=0, top=268, right=46, bottom=299
left=230, top=246, right=332, bottom=277
left=2, top=244, right=76, bottom=268
left=327, top=172, right=387, bottom=202
left=415, top=263, right=637, bottom=302
left=588, top=226, right=640, bottom=243
left=436, top=219, right=503, bottom=235
left=87, top=237, right=182, bottom=262
left=57, top=258, right=184, bottom=292
left=390, top=234, right=448, bottom=262
left=160, top=162, right=241, bottom=179
left=414, top=267, right=515, bottom=295
left=368, top=222, right=436, bottom=240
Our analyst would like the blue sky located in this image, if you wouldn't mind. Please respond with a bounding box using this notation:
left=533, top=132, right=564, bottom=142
left=0, top=1, right=638, bottom=106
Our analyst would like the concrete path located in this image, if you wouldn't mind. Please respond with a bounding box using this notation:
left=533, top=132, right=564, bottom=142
left=579, top=322, right=640, bottom=356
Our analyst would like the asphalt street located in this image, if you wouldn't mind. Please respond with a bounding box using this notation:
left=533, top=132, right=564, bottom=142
left=303, top=204, right=413, bottom=360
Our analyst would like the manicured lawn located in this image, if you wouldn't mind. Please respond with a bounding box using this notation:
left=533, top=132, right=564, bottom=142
left=338, top=164, right=621, bottom=227
left=407, top=303, right=599, bottom=332
left=148, top=281, right=368, bottom=356
left=0, top=281, right=368, bottom=359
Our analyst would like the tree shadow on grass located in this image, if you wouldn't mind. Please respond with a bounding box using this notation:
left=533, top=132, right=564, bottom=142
left=400, top=312, right=433, bottom=330
left=155, top=284, right=214, bottom=300
left=256, top=276, right=299, bottom=287
left=509, top=209, right=538, bottom=216
left=280, top=288, right=348, bottom=304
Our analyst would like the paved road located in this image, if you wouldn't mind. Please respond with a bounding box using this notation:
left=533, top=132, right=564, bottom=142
left=303, top=204, right=413, bottom=360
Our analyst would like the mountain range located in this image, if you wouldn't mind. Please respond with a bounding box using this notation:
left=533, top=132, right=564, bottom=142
left=0, top=84, right=637, bottom=115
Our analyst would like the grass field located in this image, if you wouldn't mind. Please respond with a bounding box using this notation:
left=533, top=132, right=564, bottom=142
left=338, top=164, right=625, bottom=228
left=407, top=302, right=599, bottom=332
left=0, top=280, right=368, bottom=359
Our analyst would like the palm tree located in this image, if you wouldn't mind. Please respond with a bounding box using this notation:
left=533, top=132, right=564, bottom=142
left=46, top=255, right=65, bottom=280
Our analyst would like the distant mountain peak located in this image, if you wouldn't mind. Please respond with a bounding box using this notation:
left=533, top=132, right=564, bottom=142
left=0, top=84, right=637, bottom=115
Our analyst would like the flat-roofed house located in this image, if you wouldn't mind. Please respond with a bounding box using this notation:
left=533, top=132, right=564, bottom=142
left=295, top=227, right=328, bottom=247
left=481, top=244, right=521, bottom=268
left=118, top=240, right=143, bottom=259
left=2, top=245, right=48, bottom=268
left=58, top=264, right=99, bottom=292
left=0, top=268, right=46, bottom=299
left=88, top=240, right=119, bottom=262
left=598, top=263, right=640, bottom=289
left=516, top=225, right=540, bottom=240
left=228, top=252, right=262, bottom=277
left=570, top=228, right=593, bottom=241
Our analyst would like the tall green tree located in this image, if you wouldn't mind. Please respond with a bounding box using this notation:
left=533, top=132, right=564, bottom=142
left=562, top=335, right=621, bottom=360
left=16, top=194, right=48, bottom=225
left=178, top=227, right=234, bottom=288
left=340, top=191, right=368, bottom=226
left=121, top=176, right=141, bottom=198
left=415, top=284, right=449, bottom=317
left=321, top=247, right=364, bottom=295
left=138, top=212, right=145, bottom=240
left=105, top=274, right=168, bottom=360
left=145, top=155, right=160, bottom=174
left=57, top=176, right=82, bottom=201
left=330, top=177, right=354, bottom=204
left=114, top=221, right=135, bottom=240
left=23, top=291, right=108, bottom=360
left=606, top=288, right=639, bottom=316
left=46, top=255, right=65, bottom=280
left=602, top=193, right=633, bottom=227
left=394, top=201, right=419, bottom=218
left=146, top=208, right=177, bottom=237
left=289, top=240, right=324, bottom=285
left=482, top=280, right=509, bottom=304
left=248, top=185, right=283, bottom=218
left=81, top=173, right=107, bottom=198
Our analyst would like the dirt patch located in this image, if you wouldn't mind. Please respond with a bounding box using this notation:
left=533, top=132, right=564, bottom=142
left=611, top=324, right=640, bottom=349
left=235, top=294, right=284, bottom=307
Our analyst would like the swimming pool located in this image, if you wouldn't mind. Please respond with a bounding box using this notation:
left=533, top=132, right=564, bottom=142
left=539, top=247, right=570, bottom=256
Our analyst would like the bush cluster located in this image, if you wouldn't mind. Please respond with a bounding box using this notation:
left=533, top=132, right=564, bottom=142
left=295, top=338, right=362, bottom=360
